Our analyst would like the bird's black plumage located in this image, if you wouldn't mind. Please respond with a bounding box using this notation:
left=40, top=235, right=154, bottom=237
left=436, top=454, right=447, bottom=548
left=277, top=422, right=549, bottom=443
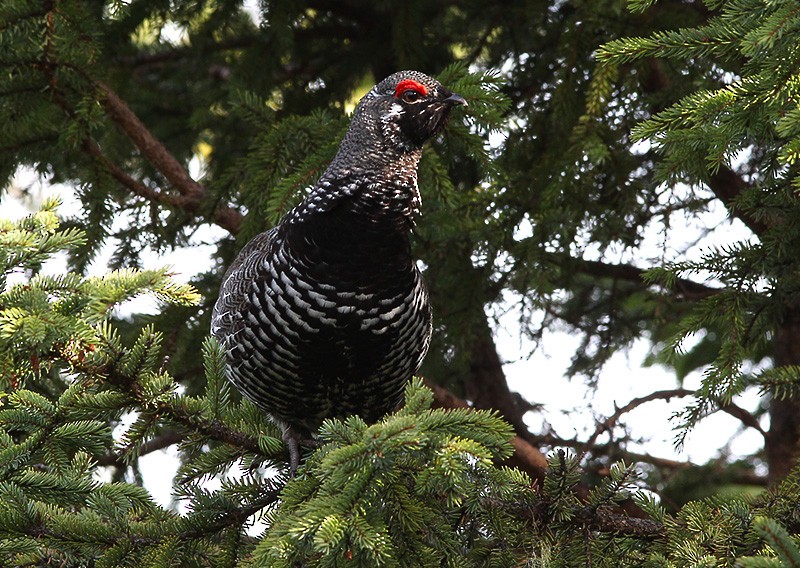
left=211, top=71, right=466, bottom=470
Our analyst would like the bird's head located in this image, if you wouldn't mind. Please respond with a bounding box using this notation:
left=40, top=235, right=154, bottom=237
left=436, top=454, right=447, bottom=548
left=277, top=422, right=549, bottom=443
left=371, top=71, right=467, bottom=152
left=322, top=70, right=466, bottom=182
left=346, top=71, right=467, bottom=158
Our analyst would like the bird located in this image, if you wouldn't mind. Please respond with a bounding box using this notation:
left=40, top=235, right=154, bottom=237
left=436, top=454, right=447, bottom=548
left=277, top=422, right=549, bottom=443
left=211, top=71, right=467, bottom=472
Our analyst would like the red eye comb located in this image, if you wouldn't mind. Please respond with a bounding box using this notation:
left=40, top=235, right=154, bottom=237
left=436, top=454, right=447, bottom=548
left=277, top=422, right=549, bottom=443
left=394, top=79, right=428, bottom=98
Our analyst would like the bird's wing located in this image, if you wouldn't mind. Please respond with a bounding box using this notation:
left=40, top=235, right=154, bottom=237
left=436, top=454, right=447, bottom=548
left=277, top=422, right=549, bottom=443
left=211, top=228, right=276, bottom=342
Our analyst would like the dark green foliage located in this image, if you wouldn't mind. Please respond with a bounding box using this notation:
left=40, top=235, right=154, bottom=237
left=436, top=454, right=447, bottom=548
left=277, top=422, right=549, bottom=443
left=3, top=0, right=800, bottom=565
left=597, top=0, right=800, bottom=445
left=0, top=208, right=529, bottom=565
left=2, top=205, right=799, bottom=563
left=0, top=209, right=283, bottom=566
left=253, top=380, right=531, bottom=566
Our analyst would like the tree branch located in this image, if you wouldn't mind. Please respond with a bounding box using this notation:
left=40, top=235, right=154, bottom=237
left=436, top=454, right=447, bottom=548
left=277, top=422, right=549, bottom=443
left=64, top=343, right=275, bottom=463
left=424, top=378, right=549, bottom=482
left=114, top=36, right=258, bottom=68
left=491, top=496, right=667, bottom=540
left=92, top=81, right=243, bottom=235
left=580, top=259, right=720, bottom=300
left=83, top=140, right=188, bottom=209
left=37, top=37, right=245, bottom=235
left=707, top=165, right=766, bottom=236
left=717, top=399, right=766, bottom=436
left=23, top=488, right=280, bottom=549
left=96, top=430, right=184, bottom=468
left=96, top=82, right=204, bottom=202
left=579, top=389, right=695, bottom=459
left=640, top=56, right=764, bottom=237
left=586, top=506, right=666, bottom=539
left=530, top=430, right=767, bottom=486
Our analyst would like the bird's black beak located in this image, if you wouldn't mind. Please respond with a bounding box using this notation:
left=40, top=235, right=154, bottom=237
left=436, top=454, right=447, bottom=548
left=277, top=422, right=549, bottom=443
left=444, top=92, right=467, bottom=107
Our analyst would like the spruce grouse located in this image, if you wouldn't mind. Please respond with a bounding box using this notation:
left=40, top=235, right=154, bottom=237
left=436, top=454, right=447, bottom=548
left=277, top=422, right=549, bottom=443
left=211, top=71, right=466, bottom=471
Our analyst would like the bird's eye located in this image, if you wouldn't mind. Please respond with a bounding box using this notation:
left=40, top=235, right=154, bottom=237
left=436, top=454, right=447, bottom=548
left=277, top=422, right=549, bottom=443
left=400, top=89, right=421, bottom=103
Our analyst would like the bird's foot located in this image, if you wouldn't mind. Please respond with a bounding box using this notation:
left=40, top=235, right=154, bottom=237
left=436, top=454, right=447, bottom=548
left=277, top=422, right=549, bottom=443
left=282, top=429, right=302, bottom=476
left=281, top=428, right=321, bottom=476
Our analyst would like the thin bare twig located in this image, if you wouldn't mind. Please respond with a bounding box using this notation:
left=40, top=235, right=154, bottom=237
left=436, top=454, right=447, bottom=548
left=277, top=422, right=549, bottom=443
left=578, top=389, right=695, bottom=461
left=96, top=430, right=184, bottom=467
left=717, top=400, right=766, bottom=436
left=580, top=260, right=720, bottom=300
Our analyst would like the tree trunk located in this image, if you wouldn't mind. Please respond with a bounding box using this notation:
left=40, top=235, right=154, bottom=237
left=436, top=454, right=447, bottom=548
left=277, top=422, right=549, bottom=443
left=767, top=309, right=800, bottom=482
left=464, top=316, right=531, bottom=440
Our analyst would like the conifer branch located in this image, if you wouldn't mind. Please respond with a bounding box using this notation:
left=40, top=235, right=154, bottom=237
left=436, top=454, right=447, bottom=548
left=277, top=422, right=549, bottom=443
left=95, top=82, right=206, bottom=203
left=585, top=506, right=666, bottom=539
left=95, top=430, right=184, bottom=467
left=534, top=430, right=687, bottom=469
left=0, top=135, right=58, bottom=154
left=707, top=165, right=766, bottom=236
left=32, top=3, right=245, bottom=236
left=490, top=495, right=666, bottom=539
left=114, top=36, right=259, bottom=68
left=66, top=352, right=267, bottom=459
left=637, top=50, right=766, bottom=237
left=19, top=488, right=280, bottom=549
left=424, top=378, right=549, bottom=481
left=82, top=140, right=189, bottom=209
left=180, top=489, right=282, bottom=540
left=531, top=434, right=768, bottom=487
left=717, top=399, right=765, bottom=435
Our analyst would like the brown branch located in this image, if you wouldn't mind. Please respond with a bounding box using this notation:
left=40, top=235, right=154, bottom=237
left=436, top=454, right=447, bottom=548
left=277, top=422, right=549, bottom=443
left=716, top=400, right=766, bottom=436
left=83, top=140, right=186, bottom=208
left=65, top=345, right=271, bottom=461
left=587, top=506, right=666, bottom=539
left=640, top=54, right=765, bottom=237
left=707, top=165, right=766, bottom=236
left=96, top=430, right=184, bottom=467
left=579, top=389, right=695, bottom=459
left=95, top=82, right=204, bottom=202
left=92, top=81, right=243, bottom=235
left=533, top=431, right=767, bottom=486
left=426, top=372, right=765, bottom=486
left=491, top=496, right=666, bottom=540
left=114, top=36, right=258, bottom=68
left=36, top=28, right=245, bottom=237
left=580, top=259, right=720, bottom=300
left=424, top=379, right=471, bottom=410
left=531, top=429, right=691, bottom=470
left=23, top=488, right=280, bottom=548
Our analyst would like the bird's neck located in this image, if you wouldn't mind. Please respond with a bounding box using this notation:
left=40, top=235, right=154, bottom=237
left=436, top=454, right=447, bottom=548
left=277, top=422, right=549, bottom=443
left=279, top=163, right=422, bottom=274
left=287, top=146, right=424, bottom=226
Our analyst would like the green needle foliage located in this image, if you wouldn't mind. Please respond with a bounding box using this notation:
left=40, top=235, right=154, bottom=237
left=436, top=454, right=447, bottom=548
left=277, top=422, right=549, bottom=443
left=5, top=207, right=797, bottom=566
left=0, top=207, right=531, bottom=565
left=0, top=206, right=281, bottom=565
left=596, top=0, right=800, bottom=446
left=254, top=380, right=528, bottom=566
left=4, top=0, right=800, bottom=565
